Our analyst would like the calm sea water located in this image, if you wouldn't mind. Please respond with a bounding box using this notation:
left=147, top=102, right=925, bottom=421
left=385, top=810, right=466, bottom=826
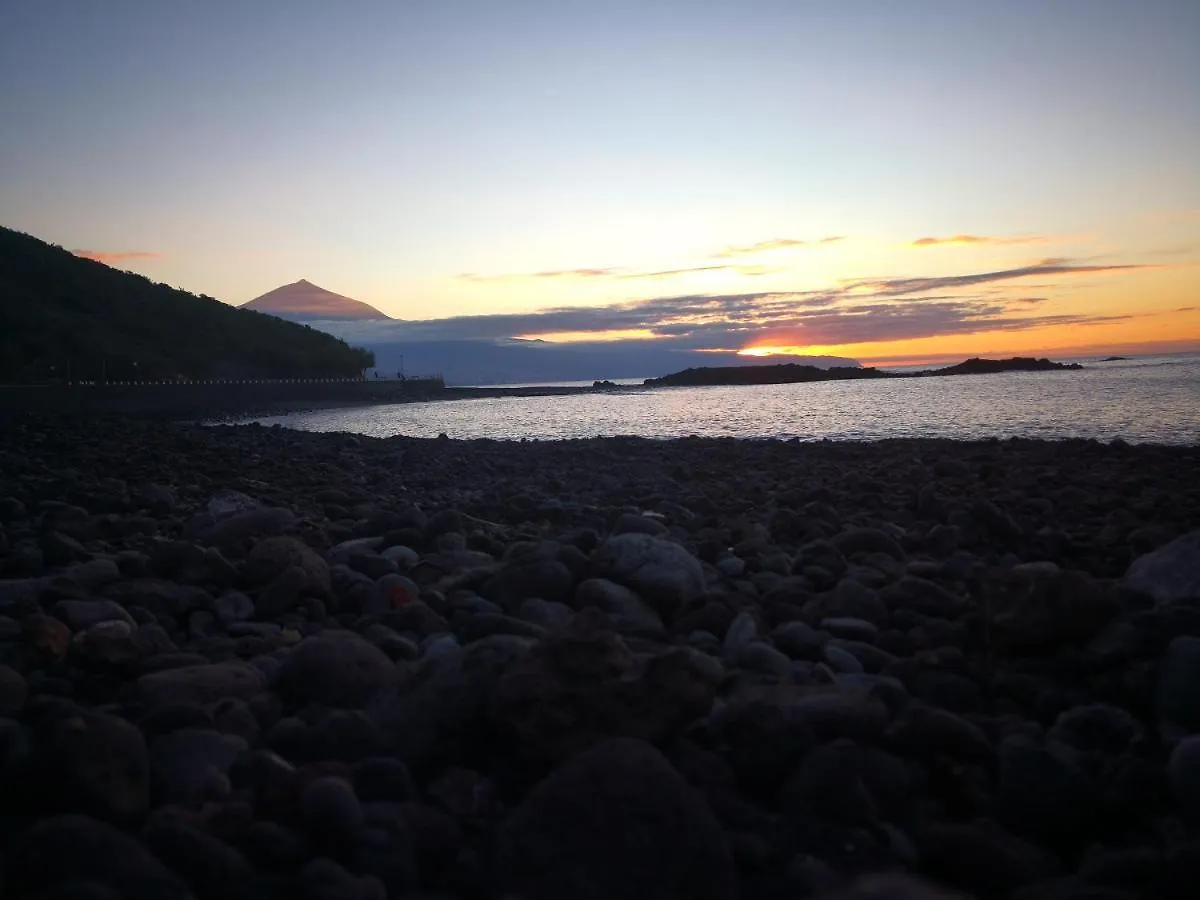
left=245, top=355, right=1200, bottom=445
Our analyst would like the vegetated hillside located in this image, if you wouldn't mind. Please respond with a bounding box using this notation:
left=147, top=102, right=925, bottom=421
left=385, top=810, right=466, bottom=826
left=0, top=227, right=375, bottom=382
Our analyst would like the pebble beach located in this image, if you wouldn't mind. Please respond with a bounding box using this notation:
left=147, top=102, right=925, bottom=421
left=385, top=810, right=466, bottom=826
left=2, top=417, right=1200, bottom=899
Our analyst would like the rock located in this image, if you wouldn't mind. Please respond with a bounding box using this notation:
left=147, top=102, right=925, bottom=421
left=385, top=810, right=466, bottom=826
left=1123, top=530, right=1200, bottom=604
left=367, top=633, right=533, bottom=768
left=62, top=558, right=122, bottom=589
left=42, top=529, right=90, bottom=565
left=143, top=814, right=255, bottom=900
left=208, top=489, right=262, bottom=520
left=780, top=737, right=879, bottom=824
left=277, top=631, right=397, bottom=708
left=353, top=801, right=419, bottom=896
left=1050, top=704, right=1144, bottom=758
left=1168, top=735, right=1200, bottom=821
left=135, top=662, right=265, bottom=710
left=613, top=512, right=668, bottom=536
left=3, top=814, right=191, bottom=900
left=722, top=609, right=759, bottom=659
left=23, top=612, right=72, bottom=664
left=52, top=599, right=135, bottom=631
left=364, top=573, right=422, bottom=619
left=824, top=644, right=864, bottom=674
left=735, top=642, right=794, bottom=680
left=496, top=737, right=736, bottom=900
left=716, top=555, right=746, bottom=578
left=295, top=857, right=386, bottom=900
left=516, top=597, right=575, bottom=631
left=1158, top=636, right=1200, bottom=735
left=591, top=532, right=705, bottom=620
left=211, top=589, right=257, bottom=625
left=492, top=609, right=717, bottom=762
left=454, top=612, right=546, bottom=643
left=774, top=620, right=828, bottom=660
left=254, top=565, right=309, bottom=618
left=575, top=578, right=665, bottom=639
left=827, top=578, right=891, bottom=626
left=245, top=535, right=331, bottom=594
left=481, top=547, right=574, bottom=609
left=27, top=709, right=149, bottom=824
left=303, top=776, right=364, bottom=845
left=990, top=569, right=1121, bottom=654
left=821, top=616, right=880, bottom=642
left=994, top=735, right=1099, bottom=850
left=353, top=757, right=416, bottom=804
left=833, top=527, right=906, bottom=561
left=973, top=497, right=1024, bottom=543
left=0, top=664, right=27, bottom=715
left=886, top=703, right=993, bottom=762
left=306, top=709, right=384, bottom=762
left=918, top=820, right=1060, bottom=898
left=150, top=728, right=247, bottom=807
left=381, top=544, right=419, bottom=568
left=200, top=507, right=296, bottom=545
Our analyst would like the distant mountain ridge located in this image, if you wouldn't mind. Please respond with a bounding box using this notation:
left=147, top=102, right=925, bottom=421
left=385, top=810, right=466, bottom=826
left=242, top=279, right=390, bottom=321
left=0, top=228, right=374, bottom=381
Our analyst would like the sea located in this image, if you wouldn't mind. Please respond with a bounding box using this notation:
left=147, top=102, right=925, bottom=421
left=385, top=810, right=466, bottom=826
left=243, top=354, right=1200, bottom=445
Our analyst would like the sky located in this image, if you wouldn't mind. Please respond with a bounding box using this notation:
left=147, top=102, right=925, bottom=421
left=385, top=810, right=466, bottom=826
left=2, top=0, right=1198, bottom=366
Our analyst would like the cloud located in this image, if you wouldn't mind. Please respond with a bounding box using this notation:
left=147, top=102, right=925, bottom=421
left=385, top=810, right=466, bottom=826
left=303, top=255, right=1152, bottom=359
left=909, top=234, right=1048, bottom=248
left=73, top=249, right=162, bottom=263
left=847, top=259, right=1150, bottom=297
left=458, top=263, right=737, bottom=283
left=457, top=267, right=622, bottom=282
left=711, top=235, right=845, bottom=258
left=1178, top=306, right=1197, bottom=312
left=616, top=265, right=732, bottom=280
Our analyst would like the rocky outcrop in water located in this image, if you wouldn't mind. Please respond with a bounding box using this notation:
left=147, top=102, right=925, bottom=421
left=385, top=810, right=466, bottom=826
left=0, top=418, right=1197, bottom=898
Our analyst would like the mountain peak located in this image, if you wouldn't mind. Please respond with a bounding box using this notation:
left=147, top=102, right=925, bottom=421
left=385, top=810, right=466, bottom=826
left=242, top=280, right=390, bottom=321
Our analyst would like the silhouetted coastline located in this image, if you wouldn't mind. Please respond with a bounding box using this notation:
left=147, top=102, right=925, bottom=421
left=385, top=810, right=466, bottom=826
left=643, top=356, right=1082, bottom=387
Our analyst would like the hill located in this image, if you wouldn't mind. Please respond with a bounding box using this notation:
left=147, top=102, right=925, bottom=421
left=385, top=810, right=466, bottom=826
left=643, top=363, right=887, bottom=387
left=920, top=356, right=1083, bottom=376
left=0, top=227, right=375, bottom=382
left=242, top=279, right=391, bottom=321
left=642, top=357, right=1084, bottom=388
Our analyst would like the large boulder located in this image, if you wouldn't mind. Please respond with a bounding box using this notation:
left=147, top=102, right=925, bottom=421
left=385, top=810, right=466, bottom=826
left=591, top=533, right=705, bottom=621
left=1124, top=531, right=1200, bottom=605
left=496, top=737, right=736, bottom=900
left=277, top=631, right=398, bottom=708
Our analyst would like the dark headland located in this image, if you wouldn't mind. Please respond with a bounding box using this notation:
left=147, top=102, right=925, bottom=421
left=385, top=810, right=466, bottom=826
left=644, top=356, right=1082, bottom=388
left=1, top=417, right=1199, bottom=900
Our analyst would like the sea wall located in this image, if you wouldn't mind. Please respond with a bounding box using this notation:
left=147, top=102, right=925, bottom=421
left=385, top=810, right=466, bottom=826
left=0, top=377, right=444, bottom=419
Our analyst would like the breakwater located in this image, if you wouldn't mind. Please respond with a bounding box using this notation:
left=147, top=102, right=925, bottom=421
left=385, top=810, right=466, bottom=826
left=0, top=377, right=444, bottom=419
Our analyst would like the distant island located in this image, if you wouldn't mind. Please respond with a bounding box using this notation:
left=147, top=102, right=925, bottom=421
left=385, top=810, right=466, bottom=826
left=1101, top=356, right=1129, bottom=362
left=643, top=356, right=1082, bottom=388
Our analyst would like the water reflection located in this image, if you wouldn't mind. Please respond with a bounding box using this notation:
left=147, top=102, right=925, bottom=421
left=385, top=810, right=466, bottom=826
left=246, top=356, right=1200, bottom=445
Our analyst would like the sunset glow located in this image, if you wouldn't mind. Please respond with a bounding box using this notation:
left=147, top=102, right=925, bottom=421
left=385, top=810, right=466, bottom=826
left=1, top=2, right=1196, bottom=366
